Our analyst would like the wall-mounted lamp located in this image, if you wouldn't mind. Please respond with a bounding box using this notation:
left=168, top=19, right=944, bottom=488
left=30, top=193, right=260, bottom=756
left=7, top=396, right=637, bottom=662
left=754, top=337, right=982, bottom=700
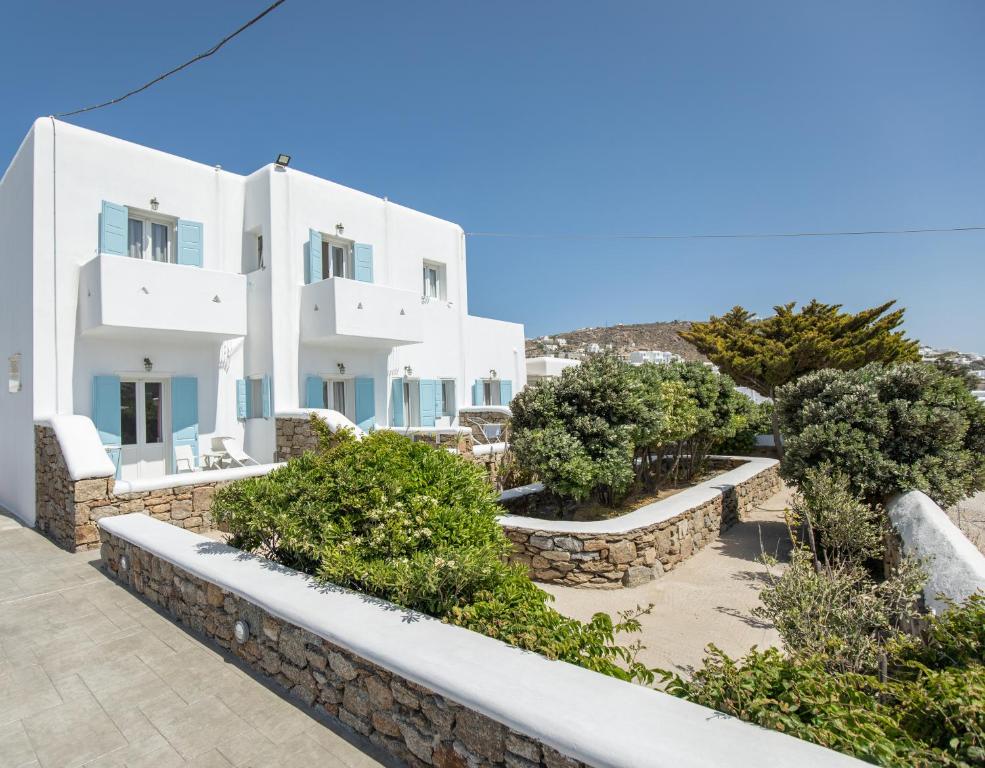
left=150, top=197, right=159, bottom=211
left=275, top=153, right=291, bottom=167
left=337, top=362, right=346, bottom=375
left=143, top=357, right=153, bottom=372
left=234, top=620, right=250, bottom=644
left=335, top=222, right=345, bottom=235
left=404, top=365, right=413, bottom=377
left=489, top=369, right=498, bottom=379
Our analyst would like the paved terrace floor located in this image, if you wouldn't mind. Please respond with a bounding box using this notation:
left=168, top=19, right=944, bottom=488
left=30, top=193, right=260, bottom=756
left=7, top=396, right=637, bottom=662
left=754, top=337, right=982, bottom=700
left=541, top=484, right=796, bottom=675
left=0, top=511, right=390, bottom=768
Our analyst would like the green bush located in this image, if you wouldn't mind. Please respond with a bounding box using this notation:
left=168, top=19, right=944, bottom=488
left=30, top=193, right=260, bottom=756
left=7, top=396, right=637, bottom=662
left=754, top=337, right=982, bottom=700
left=509, top=355, right=753, bottom=504
left=664, top=595, right=985, bottom=767
left=716, top=400, right=773, bottom=454
left=213, top=420, right=653, bottom=683
left=776, top=363, right=985, bottom=507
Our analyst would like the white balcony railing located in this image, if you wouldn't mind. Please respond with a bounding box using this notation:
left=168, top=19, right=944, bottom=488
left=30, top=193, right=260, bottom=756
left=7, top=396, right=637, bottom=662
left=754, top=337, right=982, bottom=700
left=79, top=254, right=247, bottom=339
left=300, top=277, right=424, bottom=347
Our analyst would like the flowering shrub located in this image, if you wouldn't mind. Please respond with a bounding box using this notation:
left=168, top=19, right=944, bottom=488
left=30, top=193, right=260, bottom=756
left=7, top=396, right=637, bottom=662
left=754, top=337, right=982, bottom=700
left=213, top=419, right=653, bottom=683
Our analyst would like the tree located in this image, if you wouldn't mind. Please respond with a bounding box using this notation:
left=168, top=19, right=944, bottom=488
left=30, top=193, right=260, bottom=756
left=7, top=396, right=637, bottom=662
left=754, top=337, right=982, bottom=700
left=680, top=300, right=919, bottom=454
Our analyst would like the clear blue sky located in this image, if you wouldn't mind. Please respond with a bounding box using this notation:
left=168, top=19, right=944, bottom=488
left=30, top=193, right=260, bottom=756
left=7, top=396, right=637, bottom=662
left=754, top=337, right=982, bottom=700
left=2, top=1, right=984, bottom=352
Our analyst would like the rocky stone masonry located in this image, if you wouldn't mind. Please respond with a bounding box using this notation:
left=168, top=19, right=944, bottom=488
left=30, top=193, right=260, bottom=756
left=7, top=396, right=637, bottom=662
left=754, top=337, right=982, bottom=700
left=458, top=409, right=511, bottom=443
left=35, top=425, right=224, bottom=552
left=100, top=531, right=587, bottom=768
left=501, top=463, right=781, bottom=589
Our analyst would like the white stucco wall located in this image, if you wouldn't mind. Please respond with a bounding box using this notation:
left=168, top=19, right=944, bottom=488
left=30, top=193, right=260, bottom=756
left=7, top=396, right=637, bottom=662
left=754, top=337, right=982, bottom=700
left=0, top=126, right=36, bottom=521
left=0, top=118, right=526, bottom=520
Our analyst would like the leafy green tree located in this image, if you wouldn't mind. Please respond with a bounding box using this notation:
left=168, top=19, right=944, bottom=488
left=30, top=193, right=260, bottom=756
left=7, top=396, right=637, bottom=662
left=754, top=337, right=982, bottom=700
left=680, top=300, right=920, bottom=453
left=777, top=362, right=985, bottom=507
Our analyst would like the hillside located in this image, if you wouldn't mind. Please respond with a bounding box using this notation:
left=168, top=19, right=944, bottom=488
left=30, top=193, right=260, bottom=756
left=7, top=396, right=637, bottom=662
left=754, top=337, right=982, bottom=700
left=525, top=321, right=708, bottom=362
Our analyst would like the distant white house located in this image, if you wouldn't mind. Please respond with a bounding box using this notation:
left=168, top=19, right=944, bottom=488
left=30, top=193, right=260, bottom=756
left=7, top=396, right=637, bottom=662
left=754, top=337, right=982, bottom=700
left=586, top=343, right=601, bottom=354
left=526, top=356, right=581, bottom=382
left=0, top=118, right=525, bottom=524
left=629, top=350, right=681, bottom=366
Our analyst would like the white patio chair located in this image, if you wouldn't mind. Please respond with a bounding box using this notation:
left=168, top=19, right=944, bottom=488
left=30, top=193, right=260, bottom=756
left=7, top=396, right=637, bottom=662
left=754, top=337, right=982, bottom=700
left=217, top=437, right=260, bottom=467
left=174, top=444, right=200, bottom=473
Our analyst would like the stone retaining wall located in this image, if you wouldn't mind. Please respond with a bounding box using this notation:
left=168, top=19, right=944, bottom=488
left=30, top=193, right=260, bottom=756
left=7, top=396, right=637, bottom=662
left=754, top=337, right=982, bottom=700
left=36, top=424, right=226, bottom=552
left=501, top=461, right=781, bottom=589
left=100, top=530, right=587, bottom=768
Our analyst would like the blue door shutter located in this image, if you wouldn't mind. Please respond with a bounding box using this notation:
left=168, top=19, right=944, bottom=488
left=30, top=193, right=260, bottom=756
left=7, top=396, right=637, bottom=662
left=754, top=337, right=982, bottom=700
left=354, top=243, right=373, bottom=283
left=92, top=375, right=121, bottom=445
left=261, top=375, right=272, bottom=418
left=176, top=220, right=204, bottom=266
left=500, top=380, right=513, bottom=405
left=419, top=380, right=437, bottom=427
left=355, top=377, right=375, bottom=431
left=435, top=380, right=445, bottom=418
left=236, top=379, right=248, bottom=420
left=171, top=377, right=199, bottom=469
left=391, top=379, right=404, bottom=427
left=307, top=229, right=323, bottom=284
left=472, top=379, right=483, bottom=406
left=99, top=201, right=127, bottom=257
left=305, top=376, right=325, bottom=408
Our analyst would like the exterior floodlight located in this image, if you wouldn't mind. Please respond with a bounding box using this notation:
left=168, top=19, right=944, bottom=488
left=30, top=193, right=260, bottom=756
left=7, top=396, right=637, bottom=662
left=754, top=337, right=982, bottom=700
left=275, top=154, right=291, bottom=167
left=234, top=619, right=250, bottom=644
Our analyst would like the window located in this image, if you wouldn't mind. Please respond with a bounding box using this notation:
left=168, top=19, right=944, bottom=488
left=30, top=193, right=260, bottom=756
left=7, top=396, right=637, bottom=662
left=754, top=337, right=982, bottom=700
left=127, top=214, right=175, bottom=263
left=121, top=381, right=137, bottom=445
left=422, top=261, right=446, bottom=300
left=483, top=380, right=502, bottom=406
left=322, top=238, right=353, bottom=280
left=441, top=380, right=456, bottom=417
left=144, top=382, right=163, bottom=444
left=257, top=235, right=264, bottom=269
left=321, top=378, right=352, bottom=419
left=403, top=381, right=412, bottom=426
left=248, top=378, right=264, bottom=419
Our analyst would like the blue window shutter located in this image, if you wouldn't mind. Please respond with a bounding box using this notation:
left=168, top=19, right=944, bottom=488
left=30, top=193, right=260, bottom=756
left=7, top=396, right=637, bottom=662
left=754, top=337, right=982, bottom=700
left=92, top=375, right=121, bottom=445
left=305, top=376, right=325, bottom=408
left=419, top=380, right=437, bottom=427
left=307, top=229, right=323, bottom=284
left=391, top=379, right=404, bottom=427
left=472, top=379, right=483, bottom=406
left=354, top=243, right=373, bottom=283
left=500, top=380, right=513, bottom=405
left=176, top=220, right=204, bottom=266
left=99, top=202, right=127, bottom=257
left=261, top=375, right=272, bottom=418
left=171, top=377, right=199, bottom=469
left=355, top=377, right=375, bottom=431
left=236, top=379, right=248, bottom=420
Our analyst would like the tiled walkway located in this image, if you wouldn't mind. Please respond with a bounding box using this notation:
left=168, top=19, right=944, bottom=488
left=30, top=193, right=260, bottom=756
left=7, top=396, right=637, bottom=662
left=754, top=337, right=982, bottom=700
left=0, top=511, right=390, bottom=768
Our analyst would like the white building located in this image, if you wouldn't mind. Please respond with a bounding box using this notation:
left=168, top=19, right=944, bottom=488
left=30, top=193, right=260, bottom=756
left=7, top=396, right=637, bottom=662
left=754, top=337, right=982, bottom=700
left=525, top=356, right=581, bottom=382
left=0, top=119, right=524, bottom=524
left=629, top=350, right=681, bottom=366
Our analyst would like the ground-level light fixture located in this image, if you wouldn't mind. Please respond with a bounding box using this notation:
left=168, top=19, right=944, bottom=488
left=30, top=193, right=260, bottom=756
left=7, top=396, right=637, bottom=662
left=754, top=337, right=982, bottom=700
left=143, top=357, right=153, bottom=372
left=234, top=619, right=250, bottom=644
left=150, top=197, right=159, bottom=211
left=275, top=153, right=291, bottom=167
left=119, top=554, right=129, bottom=573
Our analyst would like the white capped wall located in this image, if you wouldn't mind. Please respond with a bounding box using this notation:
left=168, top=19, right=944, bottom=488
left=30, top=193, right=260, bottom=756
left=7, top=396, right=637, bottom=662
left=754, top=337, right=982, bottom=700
left=0, top=126, right=36, bottom=521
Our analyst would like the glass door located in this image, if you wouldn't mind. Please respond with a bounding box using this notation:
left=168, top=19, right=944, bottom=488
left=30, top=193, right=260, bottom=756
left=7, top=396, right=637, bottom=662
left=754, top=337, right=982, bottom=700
left=118, top=379, right=169, bottom=481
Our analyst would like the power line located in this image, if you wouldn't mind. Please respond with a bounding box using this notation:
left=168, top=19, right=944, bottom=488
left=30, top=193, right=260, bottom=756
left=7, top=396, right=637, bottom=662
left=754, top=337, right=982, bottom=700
left=55, top=0, right=289, bottom=118
left=465, top=225, right=985, bottom=241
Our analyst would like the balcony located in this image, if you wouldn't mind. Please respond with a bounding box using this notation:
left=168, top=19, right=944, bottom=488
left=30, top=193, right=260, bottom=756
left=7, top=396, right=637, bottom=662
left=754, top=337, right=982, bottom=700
left=300, top=277, right=423, bottom=347
left=78, top=254, right=247, bottom=340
